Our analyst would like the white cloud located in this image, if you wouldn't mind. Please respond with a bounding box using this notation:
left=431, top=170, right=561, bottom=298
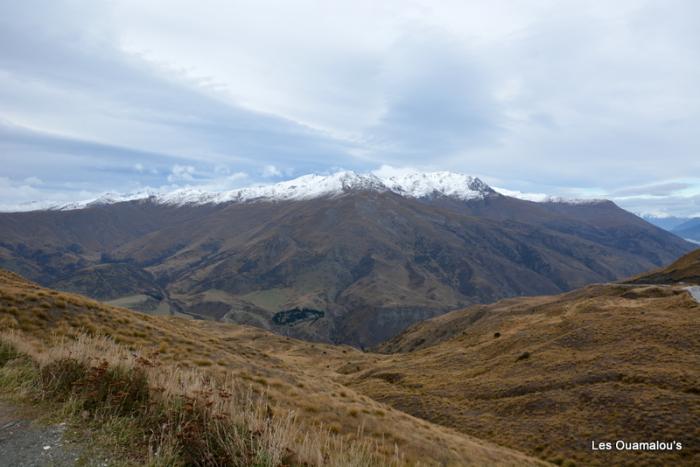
left=23, top=176, right=43, bottom=186
left=371, top=165, right=421, bottom=179
left=2, top=0, right=700, bottom=215
left=0, top=176, right=95, bottom=211
left=228, top=171, right=248, bottom=181
left=261, top=165, right=282, bottom=178
left=167, top=164, right=195, bottom=182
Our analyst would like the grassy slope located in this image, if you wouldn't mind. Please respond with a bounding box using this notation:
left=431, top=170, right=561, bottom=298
left=5, top=254, right=699, bottom=466
left=0, top=269, right=544, bottom=466
left=627, top=248, right=700, bottom=285
left=356, top=283, right=700, bottom=466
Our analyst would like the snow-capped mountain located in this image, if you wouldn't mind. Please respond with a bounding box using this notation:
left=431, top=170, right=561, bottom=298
left=2, top=170, right=609, bottom=212
left=159, top=171, right=391, bottom=205
left=155, top=170, right=497, bottom=205
left=383, top=171, right=493, bottom=200
left=0, top=170, right=693, bottom=346
left=20, top=170, right=496, bottom=211
left=57, top=189, right=161, bottom=211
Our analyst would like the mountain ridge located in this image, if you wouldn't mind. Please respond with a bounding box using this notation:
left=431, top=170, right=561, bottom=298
left=362, top=249, right=700, bottom=466
left=2, top=170, right=614, bottom=212
left=0, top=185, right=693, bottom=347
left=672, top=218, right=700, bottom=242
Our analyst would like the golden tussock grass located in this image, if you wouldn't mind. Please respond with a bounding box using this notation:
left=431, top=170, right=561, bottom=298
left=0, top=331, right=401, bottom=466
left=362, top=284, right=700, bottom=466
left=0, top=268, right=544, bottom=466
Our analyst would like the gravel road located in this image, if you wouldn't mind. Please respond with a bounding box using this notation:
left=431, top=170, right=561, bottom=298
left=0, top=401, right=85, bottom=467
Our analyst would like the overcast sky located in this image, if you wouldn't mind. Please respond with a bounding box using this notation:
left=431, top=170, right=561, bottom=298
left=1, top=0, right=699, bottom=216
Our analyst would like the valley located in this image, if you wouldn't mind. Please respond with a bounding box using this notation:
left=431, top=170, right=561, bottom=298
left=0, top=268, right=547, bottom=466
left=1, top=173, right=697, bottom=465
left=1, top=247, right=699, bottom=465
left=4, top=3, right=698, bottom=465
left=0, top=171, right=693, bottom=348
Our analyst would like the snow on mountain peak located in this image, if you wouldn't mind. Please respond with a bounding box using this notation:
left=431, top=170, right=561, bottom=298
left=189, top=170, right=491, bottom=205
left=50, top=189, right=160, bottom=211
left=3, top=170, right=503, bottom=212
left=383, top=171, right=492, bottom=200
left=149, top=170, right=493, bottom=207
left=239, top=171, right=388, bottom=201
left=158, top=171, right=390, bottom=205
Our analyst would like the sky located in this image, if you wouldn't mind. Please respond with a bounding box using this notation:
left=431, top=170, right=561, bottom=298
left=1, top=0, right=699, bottom=217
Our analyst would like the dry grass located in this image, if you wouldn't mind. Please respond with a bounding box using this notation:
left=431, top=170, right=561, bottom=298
left=0, top=331, right=399, bottom=466
left=359, top=283, right=700, bottom=466
left=0, top=268, right=545, bottom=466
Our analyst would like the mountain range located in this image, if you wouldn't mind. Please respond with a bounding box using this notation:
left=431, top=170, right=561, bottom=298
left=0, top=170, right=694, bottom=347
left=672, top=218, right=700, bottom=243
left=643, top=215, right=700, bottom=242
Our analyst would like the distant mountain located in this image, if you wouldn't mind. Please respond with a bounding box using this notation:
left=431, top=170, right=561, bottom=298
left=672, top=217, right=700, bottom=243
left=640, top=215, right=700, bottom=243
left=641, top=214, right=693, bottom=231
left=0, top=171, right=694, bottom=347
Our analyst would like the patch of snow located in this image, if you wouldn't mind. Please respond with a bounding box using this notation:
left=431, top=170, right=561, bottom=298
left=493, top=187, right=608, bottom=205
left=55, top=189, right=159, bottom=211
left=0, top=200, right=60, bottom=212
left=155, top=171, right=388, bottom=205
left=383, top=170, right=492, bottom=200
left=540, top=196, right=609, bottom=205
left=492, top=187, right=549, bottom=202
left=2, top=169, right=615, bottom=212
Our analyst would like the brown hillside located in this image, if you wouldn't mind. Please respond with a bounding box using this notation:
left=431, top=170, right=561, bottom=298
left=4, top=265, right=698, bottom=465
left=0, top=192, right=692, bottom=347
left=363, top=283, right=700, bottom=466
left=0, top=268, right=545, bottom=466
left=627, top=248, right=700, bottom=285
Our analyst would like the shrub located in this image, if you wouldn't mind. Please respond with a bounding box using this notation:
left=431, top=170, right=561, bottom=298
left=40, top=358, right=87, bottom=398
left=0, top=340, right=19, bottom=367
left=77, top=362, right=150, bottom=416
